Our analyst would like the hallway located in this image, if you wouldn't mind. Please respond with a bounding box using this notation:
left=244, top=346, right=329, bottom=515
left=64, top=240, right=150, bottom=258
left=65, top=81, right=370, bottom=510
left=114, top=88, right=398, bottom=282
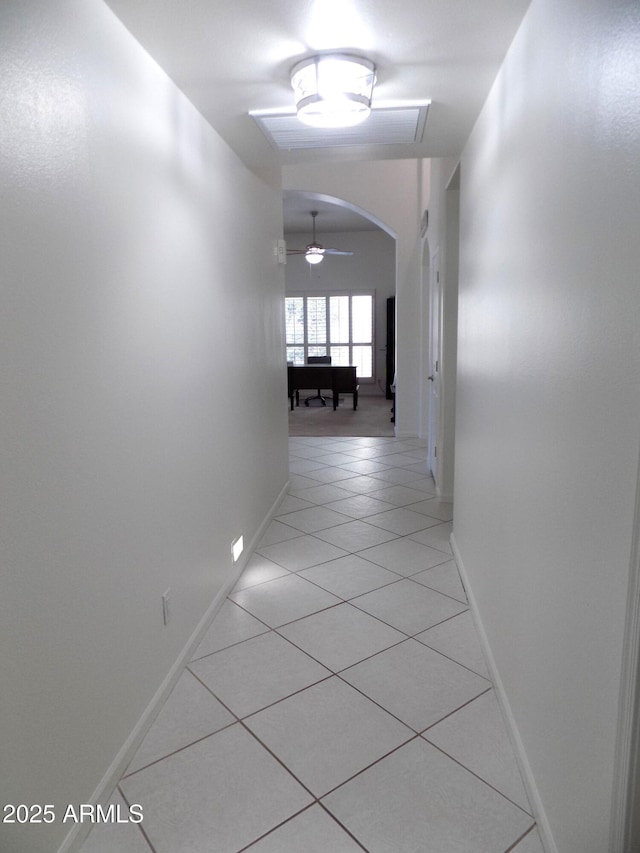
left=81, top=436, right=543, bottom=853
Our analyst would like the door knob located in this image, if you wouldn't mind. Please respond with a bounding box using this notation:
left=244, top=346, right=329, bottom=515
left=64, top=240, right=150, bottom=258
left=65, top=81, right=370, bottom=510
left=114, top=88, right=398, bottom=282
left=428, top=375, right=434, bottom=381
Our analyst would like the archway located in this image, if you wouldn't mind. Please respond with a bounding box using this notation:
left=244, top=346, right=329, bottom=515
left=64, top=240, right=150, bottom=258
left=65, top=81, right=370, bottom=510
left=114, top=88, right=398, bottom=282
left=283, top=190, right=397, bottom=435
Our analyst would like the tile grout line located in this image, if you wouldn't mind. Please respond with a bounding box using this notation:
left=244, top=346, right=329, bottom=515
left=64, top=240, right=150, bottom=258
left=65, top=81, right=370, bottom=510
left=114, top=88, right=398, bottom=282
left=190, top=596, right=505, bottom=821
left=235, top=803, right=318, bottom=852
left=315, top=801, right=371, bottom=853
left=424, top=734, right=537, bottom=820
left=504, top=824, right=541, bottom=852
left=116, top=783, right=157, bottom=853
left=89, top=438, right=528, bottom=853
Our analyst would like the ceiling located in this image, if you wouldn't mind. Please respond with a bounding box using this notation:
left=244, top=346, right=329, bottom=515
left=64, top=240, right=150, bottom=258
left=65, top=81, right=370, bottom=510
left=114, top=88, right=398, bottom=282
left=105, top=0, right=531, bottom=178
left=282, top=193, right=381, bottom=234
left=104, top=1, right=531, bottom=234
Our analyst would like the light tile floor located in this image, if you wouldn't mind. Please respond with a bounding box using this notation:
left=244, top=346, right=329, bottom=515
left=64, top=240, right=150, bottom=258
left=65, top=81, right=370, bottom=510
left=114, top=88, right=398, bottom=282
left=81, top=436, right=545, bottom=853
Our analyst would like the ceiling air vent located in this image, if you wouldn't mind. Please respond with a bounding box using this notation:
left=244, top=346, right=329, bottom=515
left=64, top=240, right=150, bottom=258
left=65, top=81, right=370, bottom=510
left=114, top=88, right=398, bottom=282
left=250, top=103, right=429, bottom=151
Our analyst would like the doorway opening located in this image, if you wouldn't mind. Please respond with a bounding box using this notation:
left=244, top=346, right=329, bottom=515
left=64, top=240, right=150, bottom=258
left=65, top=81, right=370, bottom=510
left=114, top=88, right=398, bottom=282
left=283, top=191, right=396, bottom=437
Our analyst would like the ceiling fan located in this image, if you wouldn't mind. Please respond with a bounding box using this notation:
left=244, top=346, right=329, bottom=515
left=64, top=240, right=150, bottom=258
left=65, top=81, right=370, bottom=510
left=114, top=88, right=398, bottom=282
left=286, top=211, right=354, bottom=265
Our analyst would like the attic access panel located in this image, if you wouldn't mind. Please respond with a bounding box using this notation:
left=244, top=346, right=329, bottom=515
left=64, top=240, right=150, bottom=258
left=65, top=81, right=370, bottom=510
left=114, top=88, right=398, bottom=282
left=251, top=103, right=429, bottom=151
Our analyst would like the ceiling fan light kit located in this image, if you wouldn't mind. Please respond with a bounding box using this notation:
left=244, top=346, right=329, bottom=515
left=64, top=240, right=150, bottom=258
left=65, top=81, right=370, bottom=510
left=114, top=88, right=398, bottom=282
left=305, top=246, right=324, bottom=264
left=287, top=210, right=355, bottom=265
left=290, top=54, right=376, bottom=128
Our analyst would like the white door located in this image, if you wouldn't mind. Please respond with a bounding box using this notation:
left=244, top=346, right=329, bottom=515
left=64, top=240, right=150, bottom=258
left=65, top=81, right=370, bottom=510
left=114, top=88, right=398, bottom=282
left=427, top=253, right=442, bottom=483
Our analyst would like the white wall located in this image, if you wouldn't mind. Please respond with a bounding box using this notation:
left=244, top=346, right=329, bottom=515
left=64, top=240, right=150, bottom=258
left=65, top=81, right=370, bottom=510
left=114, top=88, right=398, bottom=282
left=452, top=0, right=640, bottom=850
left=0, top=2, right=287, bottom=851
left=284, top=230, right=396, bottom=391
left=283, top=160, right=429, bottom=436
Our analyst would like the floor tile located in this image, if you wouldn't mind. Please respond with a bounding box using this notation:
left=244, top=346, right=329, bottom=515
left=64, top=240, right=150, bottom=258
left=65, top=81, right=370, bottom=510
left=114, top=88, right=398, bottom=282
left=345, top=436, right=394, bottom=447
left=258, top=519, right=305, bottom=547
left=299, top=466, right=359, bottom=484
left=245, top=677, right=412, bottom=797
left=289, top=459, right=330, bottom=474
left=368, top=467, right=427, bottom=485
left=373, top=452, right=424, bottom=467
left=424, top=689, right=531, bottom=812
left=190, top=631, right=331, bottom=718
left=409, top=520, right=453, bottom=553
left=312, top=519, right=399, bottom=551
left=415, top=610, right=490, bottom=678
left=245, top=805, right=364, bottom=852
left=357, top=537, right=454, bottom=576
left=332, top=474, right=394, bottom=493
left=277, top=505, right=353, bottom=533
left=125, top=671, right=235, bottom=775
left=191, top=600, right=268, bottom=660
left=351, top=579, right=467, bottom=635
left=299, top=554, right=400, bottom=599
left=229, top=574, right=341, bottom=627
left=297, top=441, right=351, bottom=455
left=341, top=639, right=490, bottom=732
left=233, top=553, right=290, bottom=591
left=295, top=438, right=348, bottom=452
left=338, top=459, right=393, bottom=475
left=288, top=483, right=355, bottom=505
left=120, top=725, right=312, bottom=853
left=277, top=494, right=315, bottom=514
left=367, top=484, right=429, bottom=506
left=314, top=452, right=362, bottom=466
left=278, top=603, right=405, bottom=671
left=405, top=497, right=454, bottom=521
left=400, top=447, right=429, bottom=459
left=511, top=827, right=546, bottom=852
left=295, top=435, right=341, bottom=447
left=288, top=473, right=325, bottom=490
left=288, top=445, right=333, bottom=460
left=322, top=739, right=533, bottom=853
left=256, top=535, right=348, bottom=571
left=399, top=475, right=437, bottom=493
left=374, top=440, right=418, bottom=454
left=364, top=507, right=442, bottom=535
left=324, top=494, right=398, bottom=519
left=396, top=460, right=432, bottom=475
left=410, top=560, right=467, bottom=603
left=79, top=790, right=150, bottom=853
left=95, top=436, right=546, bottom=853
left=339, top=445, right=393, bottom=459
left=333, top=440, right=369, bottom=452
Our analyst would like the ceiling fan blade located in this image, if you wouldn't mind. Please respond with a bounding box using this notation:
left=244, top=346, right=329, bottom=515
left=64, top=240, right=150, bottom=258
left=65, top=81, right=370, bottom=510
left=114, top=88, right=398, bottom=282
left=285, top=213, right=355, bottom=258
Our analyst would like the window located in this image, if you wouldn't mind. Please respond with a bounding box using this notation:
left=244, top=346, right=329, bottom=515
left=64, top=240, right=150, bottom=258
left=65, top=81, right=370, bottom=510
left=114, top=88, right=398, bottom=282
left=285, top=293, right=374, bottom=379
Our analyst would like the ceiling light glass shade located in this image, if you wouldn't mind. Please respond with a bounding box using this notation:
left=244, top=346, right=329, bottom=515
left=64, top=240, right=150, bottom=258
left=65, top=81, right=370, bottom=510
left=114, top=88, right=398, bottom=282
left=305, top=247, right=324, bottom=264
left=291, top=54, right=376, bottom=128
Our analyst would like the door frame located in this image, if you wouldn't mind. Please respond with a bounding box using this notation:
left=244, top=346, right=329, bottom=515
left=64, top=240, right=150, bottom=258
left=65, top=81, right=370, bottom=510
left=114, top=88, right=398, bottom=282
left=427, top=249, right=441, bottom=482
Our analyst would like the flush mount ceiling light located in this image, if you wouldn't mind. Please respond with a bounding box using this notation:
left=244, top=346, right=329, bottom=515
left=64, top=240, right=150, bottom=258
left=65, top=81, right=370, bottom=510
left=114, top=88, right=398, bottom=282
left=290, top=54, right=376, bottom=128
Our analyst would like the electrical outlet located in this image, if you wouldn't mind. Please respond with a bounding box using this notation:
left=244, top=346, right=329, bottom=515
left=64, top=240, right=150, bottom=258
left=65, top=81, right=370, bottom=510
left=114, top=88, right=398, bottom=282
left=162, top=589, right=171, bottom=626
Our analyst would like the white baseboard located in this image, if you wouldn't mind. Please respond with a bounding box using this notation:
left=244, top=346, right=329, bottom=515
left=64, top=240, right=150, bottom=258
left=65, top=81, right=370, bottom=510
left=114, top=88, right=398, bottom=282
left=58, top=479, right=290, bottom=853
left=609, top=480, right=640, bottom=853
left=450, top=532, right=558, bottom=853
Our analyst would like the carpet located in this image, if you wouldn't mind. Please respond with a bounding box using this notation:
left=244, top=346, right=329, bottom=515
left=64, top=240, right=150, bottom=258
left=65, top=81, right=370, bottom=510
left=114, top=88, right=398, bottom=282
left=288, top=393, right=395, bottom=437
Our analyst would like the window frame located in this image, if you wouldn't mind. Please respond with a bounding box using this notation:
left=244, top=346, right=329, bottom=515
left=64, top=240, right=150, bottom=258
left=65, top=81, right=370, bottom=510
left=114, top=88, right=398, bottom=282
left=285, top=291, right=375, bottom=382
